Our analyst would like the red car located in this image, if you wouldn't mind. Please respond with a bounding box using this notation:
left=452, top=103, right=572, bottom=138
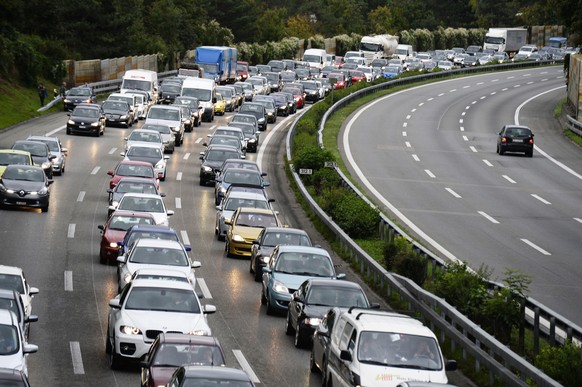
left=107, top=160, right=159, bottom=189
left=237, top=61, right=249, bottom=81
left=348, top=70, right=367, bottom=83
left=328, top=73, right=347, bottom=89
left=97, top=210, right=156, bottom=264
left=281, top=87, right=305, bottom=109
left=140, top=333, right=226, bottom=387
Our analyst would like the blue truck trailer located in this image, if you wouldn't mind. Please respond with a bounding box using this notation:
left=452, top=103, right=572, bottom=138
left=195, top=46, right=238, bottom=84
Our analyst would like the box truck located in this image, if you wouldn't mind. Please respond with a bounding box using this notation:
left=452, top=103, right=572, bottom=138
left=483, top=28, right=529, bottom=56
left=359, top=35, right=399, bottom=63
left=195, top=46, right=238, bottom=84
left=120, top=69, right=158, bottom=103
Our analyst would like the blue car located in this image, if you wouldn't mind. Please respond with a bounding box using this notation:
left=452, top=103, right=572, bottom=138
left=382, top=66, right=402, bottom=79
left=261, top=245, right=345, bottom=315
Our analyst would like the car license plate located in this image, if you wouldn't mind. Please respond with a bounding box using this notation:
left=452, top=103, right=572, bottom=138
left=16, top=201, right=26, bottom=205
left=79, top=125, right=86, bottom=129
left=512, top=139, right=523, bottom=143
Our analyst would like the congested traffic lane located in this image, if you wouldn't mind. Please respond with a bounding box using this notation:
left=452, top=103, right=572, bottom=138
left=1, top=101, right=379, bottom=386
left=342, top=66, right=582, bottom=325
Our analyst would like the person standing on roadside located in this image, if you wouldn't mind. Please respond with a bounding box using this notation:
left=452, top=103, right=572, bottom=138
left=59, top=82, right=67, bottom=98
left=38, top=83, right=47, bottom=106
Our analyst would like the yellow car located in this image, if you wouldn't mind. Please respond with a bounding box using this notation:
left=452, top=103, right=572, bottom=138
left=214, top=93, right=226, bottom=116
left=0, top=149, right=34, bottom=177
left=225, top=207, right=282, bottom=257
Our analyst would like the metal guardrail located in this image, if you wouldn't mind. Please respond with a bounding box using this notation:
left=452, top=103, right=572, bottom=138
left=90, top=70, right=178, bottom=95
left=287, top=60, right=571, bottom=386
left=566, top=115, right=582, bottom=136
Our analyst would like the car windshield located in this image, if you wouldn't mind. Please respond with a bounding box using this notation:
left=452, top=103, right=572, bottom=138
left=122, top=79, right=150, bottom=91
left=116, top=164, right=155, bottom=178
left=161, top=84, right=181, bottom=94
left=125, top=287, right=200, bottom=313
left=2, top=167, right=44, bottom=182
left=116, top=181, right=158, bottom=195
left=232, top=116, right=255, bottom=125
left=0, top=153, right=30, bottom=166
left=0, top=324, right=19, bottom=355
left=505, top=127, right=531, bottom=137
left=241, top=104, right=262, bottom=113
left=118, top=197, right=164, bottom=213
left=206, top=150, right=240, bottom=162
left=224, top=198, right=268, bottom=211
left=102, top=101, right=127, bottom=111
left=215, top=130, right=241, bottom=139
left=181, top=379, right=253, bottom=387
left=143, top=124, right=172, bottom=134
left=273, top=252, right=334, bottom=276
left=127, top=231, right=179, bottom=247
left=176, top=98, right=199, bottom=107
left=210, top=137, right=239, bottom=148
left=30, top=138, right=59, bottom=152
left=358, top=332, right=442, bottom=370
left=223, top=171, right=261, bottom=186
left=153, top=344, right=225, bottom=367
left=0, top=299, right=19, bottom=320
left=129, top=132, right=160, bottom=143
left=0, top=274, right=24, bottom=294
left=108, top=215, right=155, bottom=231
left=307, top=286, right=368, bottom=307
left=262, top=232, right=310, bottom=247
left=182, top=88, right=211, bottom=101
left=13, top=143, right=46, bottom=157
left=69, top=87, right=91, bottom=96
left=148, top=108, right=180, bottom=121
left=235, top=212, right=277, bottom=228
left=129, top=246, right=188, bottom=266
left=127, top=147, right=162, bottom=159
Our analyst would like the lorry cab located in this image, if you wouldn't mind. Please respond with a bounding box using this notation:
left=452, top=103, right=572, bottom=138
left=181, top=78, right=217, bottom=122
left=303, top=49, right=329, bottom=69
left=120, top=69, right=158, bottom=104
left=394, top=44, right=414, bottom=61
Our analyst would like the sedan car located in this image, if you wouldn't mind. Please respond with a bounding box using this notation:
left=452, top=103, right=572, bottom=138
left=63, top=86, right=97, bottom=111
left=0, top=265, right=39, bottom=324
left=116, top=238, right=200, bottom=292
left=174, top=96, right=203, bottom=130
left=0, top=310, right=37, bottom=377
left=166, top=366, right=256, bottom=387
left=25, top=136, right=67, bottom=176
left=106, top=278, right=216, bottom=369
left=112, top=193, right=174, bottom=226
left=101, top=100, right=133, bottom=128
left=199, top=145, right=245, bottom=186
left=0, top=150, right=33, bottom=177
left=0, top=165, right=52, bottom=212
left=140, top=333, right=226, bottom=387
left=98, top=210, right=157, bottom=264
left=286, top=279, right=377, bottom=348
left=250, top=227, right=312, bottom=282
left=11, top=140, right=56, bottom=178
left=261, top=245, right=345, bottom=315
left=225, top=207, right=282, bottom=258
left=497, top=125, right=534, bottom=157
left=145, top=105, right=185, bottom=145
left=107, top=160, right=159, bottom=190
left=215, top=190, right=273, bottom=241
left=121, top=144, right=169, bottom=181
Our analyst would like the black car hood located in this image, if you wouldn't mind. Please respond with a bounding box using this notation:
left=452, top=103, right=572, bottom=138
left=103, top=107, right=129, bottom=115
left=303, top=304, right=333, bottom=319
left=2, top=179, right=46, bottom=192
left=31, top=155, right=48, bottom=165
left=202, top=160, right=224, bottom=170
left=70, top=115, right=99, bottom=123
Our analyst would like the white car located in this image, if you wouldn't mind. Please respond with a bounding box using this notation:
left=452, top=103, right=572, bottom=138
left=111, top=193, right=174, bottom=226
left=124, top=129, right=164, bottom=153
left=0, top=309, right=37, bottom=376
left=121, top=143, right=169, bottom=181
left=124, top=92, right=149, bottom=120
left=437, top=61, right=454, bottom=71
left=215, top=191, right=273, bottom=241
left=106, top=278, right=216, bottom=369
left=0, top=265, right=39, bottom=321
left=116, top=238, right=200, bottom=291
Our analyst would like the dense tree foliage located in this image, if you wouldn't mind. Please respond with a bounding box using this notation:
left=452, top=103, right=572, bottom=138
left=0, top=0, right=578, bottom=84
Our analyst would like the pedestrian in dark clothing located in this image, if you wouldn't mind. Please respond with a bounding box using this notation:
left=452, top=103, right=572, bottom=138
left=38, top=83, right=47, bottom=106
left=59, top=82, right=67, bottom=98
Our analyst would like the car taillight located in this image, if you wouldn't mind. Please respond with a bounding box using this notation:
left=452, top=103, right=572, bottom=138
left=528, top=138, right=534, bottom=144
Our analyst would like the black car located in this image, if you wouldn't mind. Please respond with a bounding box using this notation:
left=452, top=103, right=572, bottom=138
left=11, top=140, right=56, bottom=178
left=167, top=365, right=256, bottom=387
left=101, top=100, right=133, bottom=128
left=263, top=72, right=283, bottom=93
left=0, top=165, right=53, bottom=212
left=250, top=227, right=312, bottom=282
left=66, top=103, right=106, bottom=136
left=311, top=307, right=342, bottom=375
left=272, top=91, right=297, bottom=114
left=63, top=86, right=97, bottom=111
left=497, top=125, right=534, bottom=157
left=199, top=145, right=245, bottom=186
left=229, top=122, right=259, bottom=153
left=268, top=93, right=290, bottom=116
left=286, top=279, right=378, bottom=348
left=158, top=82, right=182, bottom=104
left=252, top=97, right=277, bottom=124
left=174, top=96, right=203, bottom=130
left=239, top=102, right=267, bottom=131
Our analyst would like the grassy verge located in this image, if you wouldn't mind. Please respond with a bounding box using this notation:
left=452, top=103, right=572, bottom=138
left=0, top=80, right=62, bottom=130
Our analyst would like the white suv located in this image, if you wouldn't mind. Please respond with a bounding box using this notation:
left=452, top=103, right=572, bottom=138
left=324, top=308, right=457, bottom=387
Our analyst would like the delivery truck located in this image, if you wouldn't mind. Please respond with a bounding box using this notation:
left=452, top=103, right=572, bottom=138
left=483, top=28, right=529, bottom=56
left=195, top=46, right=238, bottom=84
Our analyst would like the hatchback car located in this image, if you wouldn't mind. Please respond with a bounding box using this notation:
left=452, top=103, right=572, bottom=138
left=225, top=207, right=282, bottom=258
left=0, top=309, right=37, bottom=376
left=116, top=238, right=200, bottom=291
left=25, top=136, right=67, bottom=176
left=124, top=129, right=165, bottom=154
left=497, top=125, right=534, bottom=157
left=199, top=145, right=245, bottom=186
left=112, top=193, right=174, bottom=226
left=261, top=245, right=345, bottom=315
left=239, top=103, right=267, bottom=131
left=66, top=102, right=105, bottom=136
left=0, top=150, right=33, bottom=178
left=98, top=210, right=157, bottom=264
left=0, top=165, right=52, bottom=212
left=250, top=227, right=312, bottom=282
left=121, top=144, right=169, bottom=181
left=140, top=333, right=226, bottom=387
left=11, top=140, right=56, bottom=178
left=106, top=278, right=216, bottom=369
left=0, top=266, right=39, bottom=325
left=63, top=86, right=97, bottom=111
left=215, top=190, right=273, bottom=242
left=101, top=100, right=133, bottom=128
left=107, top=177, right=163, bottom=211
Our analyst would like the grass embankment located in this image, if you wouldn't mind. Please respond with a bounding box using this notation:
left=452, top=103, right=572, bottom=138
left=0, top=80, right=61, bottom=130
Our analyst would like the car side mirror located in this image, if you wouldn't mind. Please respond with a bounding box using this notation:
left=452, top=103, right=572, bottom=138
left=369, top=303, right=380, bottom=309
left=203, top=304, right=217, bottom=314
left=107, top=170, right=114, bottom=176
left=108, top=299, right=121, bottom=309
left=336, top=273, right=346, bottom=280
left=192, top=260, right=201, bottom=268
left=340, top=350, right=352, bottom=361
left=98, top=225, right=104, bottom=231
left=445, top=360, right=458, bottom=371
left=26, top=314, right=39, bottom=323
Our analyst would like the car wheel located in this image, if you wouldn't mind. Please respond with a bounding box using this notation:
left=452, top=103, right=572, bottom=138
left=99, top=250, right=107, bottom=265
left=199, top=177, right=205, bottom=186
left=266, top=293, right=275, bottom=315
left=108, top=338, right=122, bottom=370
left=285, top=312, right=295, bottom=335
left=260, top=287, right=267, bottom=305
left=294, top=324, right=306, bottom=348
left=225, top=240, right=233, bottom=258
left=105, top=332, right=112, bottom=354
left=310, top=351, right=318, bottom=373
left=496, top=144, right=500, bottom=154
left=41, top=204, right=49, bottom=213
left=253, top=262, right=262, bottom=282
left=499, top=146, right=505, bottom=155
left=93, top=129, right=100, bottom=137
left=526, top=150, right=533, bottom=157
left=160, top=169, right=166, bottom=181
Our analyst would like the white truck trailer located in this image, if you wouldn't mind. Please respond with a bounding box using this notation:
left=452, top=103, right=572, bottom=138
left=483, top=28, right=529, bottom=56
left=359, top=35, right=399, bottom=64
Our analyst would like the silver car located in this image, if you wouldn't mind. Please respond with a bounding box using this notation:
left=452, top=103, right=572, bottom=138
left=26, top=136, right=68, bottom=175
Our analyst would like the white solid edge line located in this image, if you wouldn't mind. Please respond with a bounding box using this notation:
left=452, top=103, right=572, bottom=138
left=70, top=341, right=85, bottom=374
left=233, top=349, right=260, bottom=383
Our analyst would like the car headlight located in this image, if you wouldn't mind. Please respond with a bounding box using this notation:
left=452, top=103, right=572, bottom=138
left=109, top=242, right=118, bottom=248
left=258, top=118, right=265, bottom=123
left=111, top=201, right=119, bottom=208
left=91, top=121, right=100, bottom=127
left=64, top=99, right=70, bottom=103
left=83, top=98, right=92, bottom=103
left=41, top=162, right=51, bottom=170
left=305, top=317, right=321, bottom=326
left=232, top=235, right=245, bottom=242
left=248, top=139, right=256, bottom=143
left=261, top=256, right=270, bottom=264
left=38, top=186, right=48, bottom=195
left=267, top=112, right=273, bottom=116
left=189, top=329, right=211, bottom=336
left=171, top=126, right=179, bottom=132
left=273, top=280, right=289, bottom=294
left=120, top=115, right=128, bottom=120
left=52, top=156, right=62, bottom=165
left=120, top=325, right=141, bottom=335
left=202, top=166, right=212, bottom=172
left=67, top=120, right=75, bottom=125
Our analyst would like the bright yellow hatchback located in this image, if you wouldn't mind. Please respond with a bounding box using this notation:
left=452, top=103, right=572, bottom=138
left=0, top=149, right=33, bottom=177
left=225, top=207, right=282, bottom=257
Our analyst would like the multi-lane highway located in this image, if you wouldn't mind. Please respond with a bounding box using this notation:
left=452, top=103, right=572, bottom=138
left=341, top=66, right=582, bottom=325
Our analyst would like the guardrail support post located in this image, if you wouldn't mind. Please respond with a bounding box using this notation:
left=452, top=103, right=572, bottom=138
left=534, top=307, right=540, bottom=356
left=519, top=299, right=525, bottom=354
left=549, top=317, right=556, bottom=346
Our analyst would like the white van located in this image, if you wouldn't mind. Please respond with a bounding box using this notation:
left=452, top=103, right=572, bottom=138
left=325, top=308, right=457, bottom=387
left=120, top=69, right=159, bottom=104
left=181, top=77, right=216, bottom=122
left=394, top=44, right=414, bottom=61
left=303, top=48, right=329, bottom=69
